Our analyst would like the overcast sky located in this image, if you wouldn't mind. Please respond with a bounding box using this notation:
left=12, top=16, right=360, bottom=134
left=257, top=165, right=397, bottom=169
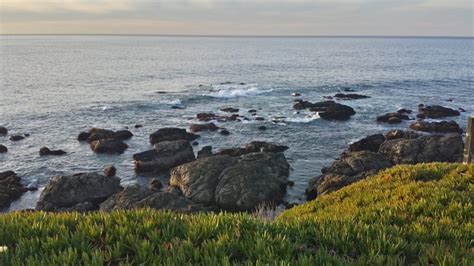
left=1, top=0, right=473, bottom=36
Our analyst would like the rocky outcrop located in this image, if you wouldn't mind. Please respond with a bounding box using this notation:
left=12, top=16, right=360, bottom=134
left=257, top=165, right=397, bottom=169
left=418, top=105, right=460, bottom=118
left=220, top=107, right=239, bottom=113
left=0, top=127, right=7, bottom=135
left=196, top=113, right=242, bottom=122
left=333, top=93, right=370, bottom=100
left=39, top=147, right=67, bottom=156
left=36, top=172, right=123, bottom=212
left=197, top=146, right=213, bottom=159
left=0, top=144, right=7, bottom=153
left=384, top=130, right=420, bottom=141
left=409, top=121, right=463, bottom=134
left=215, top=141, right=289, bottom=157
left=379, top=133, right=463, bottom=164
left=134, top=140, right=195, bottom=173
left=99, top=185, right=211, bottom=213
left=0, top=171, right=29, bottom=209
left=294, top=100, right=356, bottom=120
left=376, top=112, right=410, bottom=124
left=170, top=151, right=290, bottom=211
left=348, top=134, right=385, bottom=152
left=9, top=135, right=25, bottom=141
left=78, top=128, right=133, bottom=143
left=189, top=123, right=219, bottom=133
left=306, top=151, right=393, bottom=200
left=90, top=139, right=128, bottom=154
left=149, top=128, right=199, bottom=145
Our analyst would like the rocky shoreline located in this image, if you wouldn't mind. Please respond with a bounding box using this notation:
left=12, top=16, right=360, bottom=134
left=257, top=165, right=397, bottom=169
left=0, top=92, right=469, bottom=213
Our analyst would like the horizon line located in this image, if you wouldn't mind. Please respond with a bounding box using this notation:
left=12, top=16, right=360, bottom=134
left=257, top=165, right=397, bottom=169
left=1, top=33, right=473, bottom=39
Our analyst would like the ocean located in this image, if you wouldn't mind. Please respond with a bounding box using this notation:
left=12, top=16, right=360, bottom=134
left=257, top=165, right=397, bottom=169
left=1, top=35, right=473, bottom=211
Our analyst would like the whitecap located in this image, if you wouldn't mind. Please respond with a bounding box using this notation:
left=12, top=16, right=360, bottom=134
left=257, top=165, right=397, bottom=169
left=206, top=83, right=273, bottom=98
left=285, top=113, right=320, bottom=123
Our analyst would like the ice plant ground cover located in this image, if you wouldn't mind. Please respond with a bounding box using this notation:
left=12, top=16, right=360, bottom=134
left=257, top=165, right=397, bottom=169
left=0, top=163, right=472, bottom=265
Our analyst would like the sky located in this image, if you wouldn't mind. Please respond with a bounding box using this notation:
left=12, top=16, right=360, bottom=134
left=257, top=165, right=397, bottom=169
left=1, top=0, right=473, bottom=36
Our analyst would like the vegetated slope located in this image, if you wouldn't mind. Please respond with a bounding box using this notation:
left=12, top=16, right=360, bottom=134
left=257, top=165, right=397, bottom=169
left=0, top=163, right=472, bottom=265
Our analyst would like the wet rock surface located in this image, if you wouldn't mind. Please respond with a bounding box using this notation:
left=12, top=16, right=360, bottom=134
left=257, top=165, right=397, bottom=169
left=333, top=93, right=370, bottom=100
left=149, top=127, right=199, bottom=145
left=39, top=147, right=67, bottom=156
left=90, top=139, right=128, bottom=154
left=376, top=112, right=410, bottom=124
left=418, top=105, right=461, bottom=119
left=0, top=144, right=7, bottom=153
left=409, top=120, right=463, bottom=133
left=0, top=171, right=28, bottom=209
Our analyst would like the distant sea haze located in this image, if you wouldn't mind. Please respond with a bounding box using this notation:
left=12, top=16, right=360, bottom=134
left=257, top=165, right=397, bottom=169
left=0, top=35, right=472, bottom=210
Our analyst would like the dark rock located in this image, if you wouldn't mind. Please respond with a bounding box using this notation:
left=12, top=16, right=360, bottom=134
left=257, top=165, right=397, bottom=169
left=397, top=108, right=413, bottom=114
left=90, top=139, right=128, bottom=154
left=379, top=133, right=464, bottom=164
left=220, top=129, right=230, bottom=136
left=36, top=172, right=123, bottom=211
left=416, top=114, right=426, bottom=120
left=192, top=141, right=199, bottom=146
left=134, top=140, right=195, bottom=173
left=103, top=165, right=116, bottom=177
left=248, top=109, right=257, bottom=113
left=77, top=132, right=91, bottom=141
left=258, top=126, right=267, bottom=131
left=316, top=102, right=356, bottom=121
left=418, top=104, right=425, bottom=108
left=135, top=124, right=143, bottom=128
left=255, top=117, right=265, bottom=121
left=245, top=141, right=289, bottom=153
left=197, top=146, right=213, bottom=159
left=333, top=93, right=370, bottom=100
left=376, top=112, right=410, bottom=124
left=149, top=179, right=163, bottom=190
left=39, top=147, right=67, bottom=156
left=197, top=113, right=217, bottom=122
left=384, top=130, right=420, bottom=141
left=459, top=108, right=466, bottom=112
left=9, top=135, right=25, bottom=141
left=99, top=185, right=211, bottom=213
left=292, top=93, right=301, bottom=97
left=170, top=152, right=290, bottom=211
left=215, top=148, right=246, bottom=157
left=418, top=105, right=460, bottom=119
left=0, top=127, right=7, bottom=135
left=293, top=100, right=315, bottom=110
left=306, top=151, right=393, bottom=200
left=0, top=171, right=28, bottom=208
left=287, top=180, right=295, bottom=187
left=113, top=130, right=133, bottom=141
left=0, top=145, right=7, bottom=153
left=409, top=121, right=463, bottom=134
left=349, top=134, right=385, bottom=152
left=220, top=107, right=239, bottom=113
left=149, top=128, right=199, bottom=145
left=189, top=123, right=219, bottom=133
left=86, top=128, right=116, bottom=143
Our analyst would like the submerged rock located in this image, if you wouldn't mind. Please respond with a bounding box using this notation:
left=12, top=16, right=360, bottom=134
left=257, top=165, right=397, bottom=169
left=0, top=127, right=7, bottom=135
left=149, top=127, right=199, bottom=145
left=39, top=147, right=67, bottom=156
left=36, top=172, right=123, bottom=212
left=9, top=135, right=25, bottom=141
left=409, top=121, right=463, bottom=134
left=0, top=171, right=28, bottom=209
left=134, top=139, right=195, bottom=173
left=220, top=107, right=239, bottom=113
left=0, top=145, right=7, bottom=153
left=418, top=105, right=460, bottom=118
left=333, top=93, right=370, bottom=100
left=90, top=139, right=128, bottom=154
left=220, top=129, right=230, bottom=136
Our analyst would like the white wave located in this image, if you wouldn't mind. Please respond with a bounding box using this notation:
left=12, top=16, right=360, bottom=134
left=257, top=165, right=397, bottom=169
left=101, top=105, right=111, bottom=111
left=206, top=84, right=273, bottom=98
left=285, top=113, right=320, bottom=123
left=161, top=99, right=182, bottom=105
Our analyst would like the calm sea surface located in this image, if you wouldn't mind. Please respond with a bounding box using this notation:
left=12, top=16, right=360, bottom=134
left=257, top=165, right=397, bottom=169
left=1, top=36, right=473, bottom=211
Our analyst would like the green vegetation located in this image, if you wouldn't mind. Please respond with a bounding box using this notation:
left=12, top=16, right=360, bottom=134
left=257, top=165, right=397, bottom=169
left=0, top=163, right=472, bottom=265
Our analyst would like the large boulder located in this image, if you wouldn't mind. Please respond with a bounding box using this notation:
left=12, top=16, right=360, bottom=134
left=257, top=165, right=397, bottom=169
left=349, top=134, right=385, bottom=152
left=149, top=128, right=199, bottom=145
left=170, top=152, right=290, bottom=211
left=0, top=171, right=28, bottom=209
left=90, top=139, right=128, bottom=154
left=306, top=151, right=393, bottom=199
left=376, top=112, right=410, bottom=124
left=307, top=101, right=355, bottom=121
left=418, top=105, right=460, bottom=119
left=379, top=133, right=464, bottom=164
left=36, top=172, right=123, bottom=211
left=78, top=128, right=133, bottom=143
left=409, top=121, right=463, bottom=134
left=100, top=185, right=210, bottom=213
left=134, top=140, right=195, bottom=173
left=189, top=123, right=219, bottom=133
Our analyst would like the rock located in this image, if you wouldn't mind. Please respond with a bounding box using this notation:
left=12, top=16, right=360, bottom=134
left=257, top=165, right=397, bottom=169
left=197, top=113, right=217, bottom=122
left=409, top=121, right=463, bottom=134
left=220, top=129, right=230, bottom=136
left=333, top=93, right=370, bottom=100
left=258, top=126, right=267, bottom=131
left=215, top=148, right=246, bottom=157
left=90, top=139, right=128, bottom=154
left=379, top=133, right=463, bottom=164
left=149, top=128, right=199, bottom=145
left=416, top=114, right=426, bottom=120
left=36, top=172, right=123, bottom=211
left=459, top=108, right=466, bottom=112
left=376, top=113, right=410, bottom=124
left=103, top=165, right=116, bottom=177
left=255, top=117, right=265, bottom=121
left=39, top=147, right=67, bottom=156
left=220, top=107, right=239, bottom=113
left=134, top=139, right=195, bottom=173
left=99, top=185, right=210, bottom=213
left=149, top=179, right=163, bottom=190
left=0, top=145, right=7, bottom=153
left=113, top=130, right=133, bottom=141
left=306, top=151, right=393, bottom=199
left=293, top=100, right=315, bottom=110
left=384, top=130, right=420, bottom=141
left=349, top=134, right=385, bottom=152
left=189, top=123, right=219, bottom=133
left=197, top=146, right=213, bottom=159
left=77, top=132, right=91, bottom=141
left=86, top=128, right=116, bottom=143
left=192, top=141, right=199, bottom=146
left=248, top=109, right=257, bottom=113
left=418, top=105, right=460, bottom=118
left=287, top=180, right=295, bottom=187
left=292, top=93, right=301, bottom=97
left=397, top=108, right=413, bottom=114
left=0, top=171, right=28, bottom=208
left=170, top=152, right=290, bottom=211
left=9, top=135, right=25, bottom=141
left=316, top=102, right=356, bottom=121
left=0, top=127, right=7, bottom=135
left=245, top=141, right=289, bottom=153
left=134, top=124, right=143, bottom=129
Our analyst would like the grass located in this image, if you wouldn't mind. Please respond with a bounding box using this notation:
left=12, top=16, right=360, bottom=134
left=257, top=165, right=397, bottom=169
left=0, top=163, right=472, bottom=265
